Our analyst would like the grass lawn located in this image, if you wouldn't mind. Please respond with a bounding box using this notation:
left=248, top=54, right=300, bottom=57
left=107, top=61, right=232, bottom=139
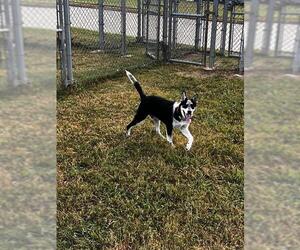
left=57, top=64, right=244, bottom=249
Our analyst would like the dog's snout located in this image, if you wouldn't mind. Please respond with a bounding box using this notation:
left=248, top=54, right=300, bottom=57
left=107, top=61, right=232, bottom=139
left=187, top=110, right=192, bottom=115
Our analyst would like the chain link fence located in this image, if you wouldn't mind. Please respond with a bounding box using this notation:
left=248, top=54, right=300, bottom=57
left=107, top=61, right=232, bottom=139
left=59, top=0, right=154, bottom=85
left=58, top=0, right=245, bottom=87
left=0, top=0, right=27, bottom=89
left=0, top=1, right=56, bottom=90
left=245, top=0, right=300, bottom=73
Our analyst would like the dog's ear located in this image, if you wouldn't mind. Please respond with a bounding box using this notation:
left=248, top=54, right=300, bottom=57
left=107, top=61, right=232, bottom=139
left=191, top=94, right=198, bottom=102
left=181, top=91, right=187, bottom=101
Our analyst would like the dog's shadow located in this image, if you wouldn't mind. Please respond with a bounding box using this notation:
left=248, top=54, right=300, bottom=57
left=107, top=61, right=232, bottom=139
left=114, top=129, right=189, bottom=157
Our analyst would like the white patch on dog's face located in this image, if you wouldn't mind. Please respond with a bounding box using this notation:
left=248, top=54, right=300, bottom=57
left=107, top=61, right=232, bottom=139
left=180, top=99, right=197, bottom=121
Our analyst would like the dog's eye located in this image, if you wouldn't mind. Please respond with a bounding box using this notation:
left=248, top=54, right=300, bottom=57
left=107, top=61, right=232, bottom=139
left=182, top=105, right=187, bottom=108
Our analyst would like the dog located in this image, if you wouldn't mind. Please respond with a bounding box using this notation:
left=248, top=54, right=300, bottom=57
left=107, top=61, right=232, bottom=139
left=125, top=70, right=197, bottom=151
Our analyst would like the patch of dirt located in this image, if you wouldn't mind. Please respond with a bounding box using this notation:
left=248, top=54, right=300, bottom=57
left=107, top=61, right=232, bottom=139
left=175, top=70, right=214, bottom=79
left=175, top=69, right=238, bottom=79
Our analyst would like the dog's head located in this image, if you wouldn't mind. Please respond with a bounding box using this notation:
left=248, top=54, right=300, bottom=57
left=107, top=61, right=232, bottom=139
left=179, top=91, right=197, bottom=121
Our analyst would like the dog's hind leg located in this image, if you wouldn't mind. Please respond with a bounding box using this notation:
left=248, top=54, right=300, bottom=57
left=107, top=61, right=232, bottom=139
left=151, top=116, right=165, bottom=139
left=126, top=108, right=148, bottom=136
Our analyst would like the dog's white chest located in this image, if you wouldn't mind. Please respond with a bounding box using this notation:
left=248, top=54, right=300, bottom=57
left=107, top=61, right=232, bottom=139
left=173, top=119, right=190, bottom=128
left=172, top=102, right=191, bottom=128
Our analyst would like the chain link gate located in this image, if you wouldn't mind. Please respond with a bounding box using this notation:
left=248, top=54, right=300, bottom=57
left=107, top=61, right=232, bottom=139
left=168, top=0, right=209, bottom=65
left=143, top=0, right=222, bottom=67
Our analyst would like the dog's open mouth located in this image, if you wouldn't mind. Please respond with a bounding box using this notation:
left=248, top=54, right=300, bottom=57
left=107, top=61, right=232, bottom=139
left=184, top=114, right=192, bottom=121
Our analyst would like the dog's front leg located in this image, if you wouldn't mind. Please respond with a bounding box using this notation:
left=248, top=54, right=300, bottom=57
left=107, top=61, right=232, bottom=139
left=152, top=118, right=165, bottom=139
left=180, top=126, right=193, bottom=151
left=166, top=125, right=175, bottom=147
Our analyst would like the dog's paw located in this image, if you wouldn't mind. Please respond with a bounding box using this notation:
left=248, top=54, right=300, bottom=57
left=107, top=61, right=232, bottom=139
left=185, top=144, right=192, bottom=151
left=126, top=130, right=131, bottom=137
left=167, top=140, right=175, bottom=148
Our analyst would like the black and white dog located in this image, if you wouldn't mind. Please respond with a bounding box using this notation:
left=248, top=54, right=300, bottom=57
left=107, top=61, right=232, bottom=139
left=125, top=70, right=197, bottom=151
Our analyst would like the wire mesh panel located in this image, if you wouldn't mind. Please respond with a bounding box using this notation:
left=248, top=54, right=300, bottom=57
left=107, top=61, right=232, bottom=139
left=145, top=0, right=161, bottom=59
left=126, top=0, right=140, bottom=43
left=69, top=0, right=142, bottom=52
left=228, top=4, right=244, bottom=57
left=70, top=0, right=136, bottom=53
left=215, top=21, right=223, bottom=52
left=59, top=0, right=154, bottom=85
left=275, top=6, right=300, bottom=57
left=276, top=24, right=298, bottom=56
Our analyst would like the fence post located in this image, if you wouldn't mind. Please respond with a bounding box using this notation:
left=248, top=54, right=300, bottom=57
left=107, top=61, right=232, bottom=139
left=145, top=0, right=150, bottom=55
left=203, top=0, right=209, bottom=66
left=57, top=0, right=67, bottom=83
left=245, top=0, right=258, bottom=68
left=209, top=0, right=218, bottom=68
left=228, top=5, right=234, bottom=55
left=292, top=26, right=300, bottom=74
left=156, top=0, right=162, bottom=59
left=194, top=0, right=202, bottom=50
left=98, top=0, right=105, bottom=49
left=63, top=0, right=73, bottom=86
left=261, top=0, right=275, bottom=55
left=162, top=0, right=169, bottom=61
left=3, top=0, right=16, bottom=86
left=168, top=0, right=173, bottom=59
left=121, top=0, right=127, bottom=55
left=275, top=4, right=285, bottom=56
left=137, top=0, right=142, bottom=41
left=220, top=0, right=228, bottom=55
left=11, top=0, right=27, bottom=86
left=172, top=0, right=178, bottom=49
left=239, top=28, right=244, bottom=74
left=142, top=0, right=145, bottom=41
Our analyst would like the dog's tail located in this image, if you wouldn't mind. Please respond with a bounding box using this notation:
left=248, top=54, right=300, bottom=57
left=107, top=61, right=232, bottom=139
left=125, top=70, right=145, bottom=99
